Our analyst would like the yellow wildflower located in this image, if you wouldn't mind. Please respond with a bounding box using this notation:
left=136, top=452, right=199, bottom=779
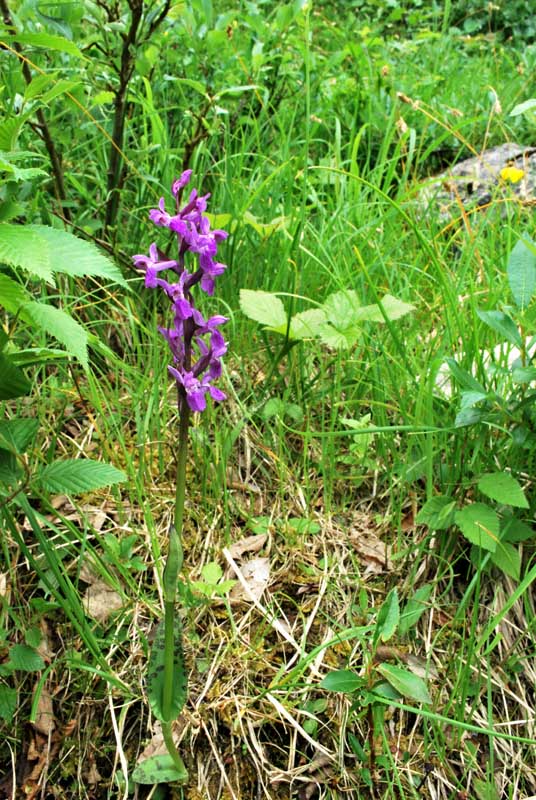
left=500, top=166, right=525, bottom=184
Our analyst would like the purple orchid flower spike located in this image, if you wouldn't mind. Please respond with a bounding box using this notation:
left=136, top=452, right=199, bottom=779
left=134, top=173, right=228, bottom=414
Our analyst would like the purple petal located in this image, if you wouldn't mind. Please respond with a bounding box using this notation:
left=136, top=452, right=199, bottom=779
left=209, top=385, right=226, bottom=403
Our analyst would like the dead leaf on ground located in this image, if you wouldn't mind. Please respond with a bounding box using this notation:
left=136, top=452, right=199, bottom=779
left=83, top=579, right=124, bottom=623
left=229, top=557, right=271, bottom=603
left=32, top=684, right=55, bottom=736
left=136, top=719, right=188, bottom=764
left=349, top=531, right=393, bottom=574
left=228, top=533, right=268, bottom=560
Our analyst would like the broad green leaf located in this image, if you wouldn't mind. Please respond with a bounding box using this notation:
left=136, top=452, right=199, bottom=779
left=132, top=753, right=188, bottom=785
left=23, top=301, right=89, bottom=369
left=353, top=294, right=415, bottom=323
left=476, top=310, right=522, bottom=347
left=288, top=309, right=326, bottom=339
left=215, top=84, right=260, bottom=99
left=370, top=681, right=402, bottom=701
left=399, top=584, right=432, bottom=636
left=27, top=226, right=126, bottom=285
left=172, top=77, right=209, bottom=97
left=91, top=90, right=115, bottom=106
left=507, top=238, right=536, bottom=310
left=38, top=459, right=126, bottom=494
left=510, top=98, right=536, bottom=117
left=0, top=200, right=24, bottom=222
left=24, top=73, right=56, bottom=101
left=322, top=290, right=361, bottom=327
left=0, top=418, right=39, bottom=453
left=9, top=347, right=69, bottom=367
left=239, top=289, right=287, bottom=329
left=0, top=273, right=32, bottom=313
left=317, top=322, right=361, bottom=349
left=0, top=353, right=31, bottom=399
left=416, top=496, right=456, bottom=530
left=455, top=503, right=500, bottom=552
left=320, top=669, right=362, bottom=693
left=0, top=685, right=17, bottom=722
left=0, top=448, right=22, bottom=485
left=501, top=516, right=534, bottom=543
left=376, top=663, right=431, bottom=704
left=512, top=366, right=536, bottom=383
left=201, top=562, right=223, bottom=583
left=478, top=472, right=528, bottom=509
left=242, top=211, right=289, bottom=238
left=8, top=644, right=45, bottom=672
left=446, top=358, right=487, bottom=393
left=0, top=224, right=52, bottom=282
left=147, top=618, right=187, bottom=722
left=4, top=32, right=86, bottom=60
left=490, top=541, right=521, bottom=581
left=375, top=588, right=399, bottom=643
left=0, top=155, right=48, bottom=184
left=40, top=79, right=80, bottom=105
left=0, top=117, right=27, bottom=150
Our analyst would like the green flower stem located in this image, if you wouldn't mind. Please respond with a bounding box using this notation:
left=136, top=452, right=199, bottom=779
left=161, top=399, right=190, bottom=771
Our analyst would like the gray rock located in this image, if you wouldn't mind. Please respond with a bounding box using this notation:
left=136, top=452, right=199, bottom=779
left=420, top=142, right=536, bottom=220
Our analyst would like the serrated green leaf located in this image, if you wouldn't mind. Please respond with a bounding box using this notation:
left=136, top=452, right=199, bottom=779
left=375, top=588, right=399, bottom=644
left=288, top=308, right=326, bottom=339
left=27, top=226, right=125, bottom=285
left=476, top=310, right=522, bottom=347
left=490, top=541, right=521, bottom=580
left=38, top=459, right=126, bottom=494
left=8, top=644, right=45, bottom=672
left=0, top=200, right=24, bottom=222
left=376, top=663, right=431, bottom=704
left=322, top=290, right=361, bottom=327
left=455, top=503, right=500, bottom=552
left=399, top=584, right=432, bottom=636
left=416, top=496, right=456, bottom=530
left=0, top=115, right=31, bottom=150
left=478, top=472, right=528, bottom=509
left=354, top=294, right=416, bottom=323
left=132, top=753, right=188, bottom=785
left=3, top=32, right=86, bottom=60
left=501, top=515, right=534, bottom=543
left=147, top=618, right=187, bottom=722
left=23, top=301, right=89, bottom=369
left=0, top=353, right=31, bottom=399
left=320, top=669, right=362, bottom=693
left=24, top=73, right=56, bottom=101
left=9, top=347, right=69, bottom=367
left=242, top=211, right=289, bottom=238
left=0, top=418, right=39, bottom=453
left=201, top=562, right=223, bottom=584
left=0, top=224, right=53, bottom=282
left=0, top=448, right=22, bottom=485
left=507, top=238, right=536, bottom=310
left=0, top=273, right=32, bottom=313
left=40, top=79, right=80, bottom=105
left=317, top=322, right=361, bottom=349
left=0, top=685, right=17, bottom=722
left=91, top=90, right=115, bottom=106
left=239, top=289, right=287, bottom=329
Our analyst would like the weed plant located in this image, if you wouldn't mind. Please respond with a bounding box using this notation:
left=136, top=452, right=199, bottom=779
left=1, top=1, right=536, bottom=798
